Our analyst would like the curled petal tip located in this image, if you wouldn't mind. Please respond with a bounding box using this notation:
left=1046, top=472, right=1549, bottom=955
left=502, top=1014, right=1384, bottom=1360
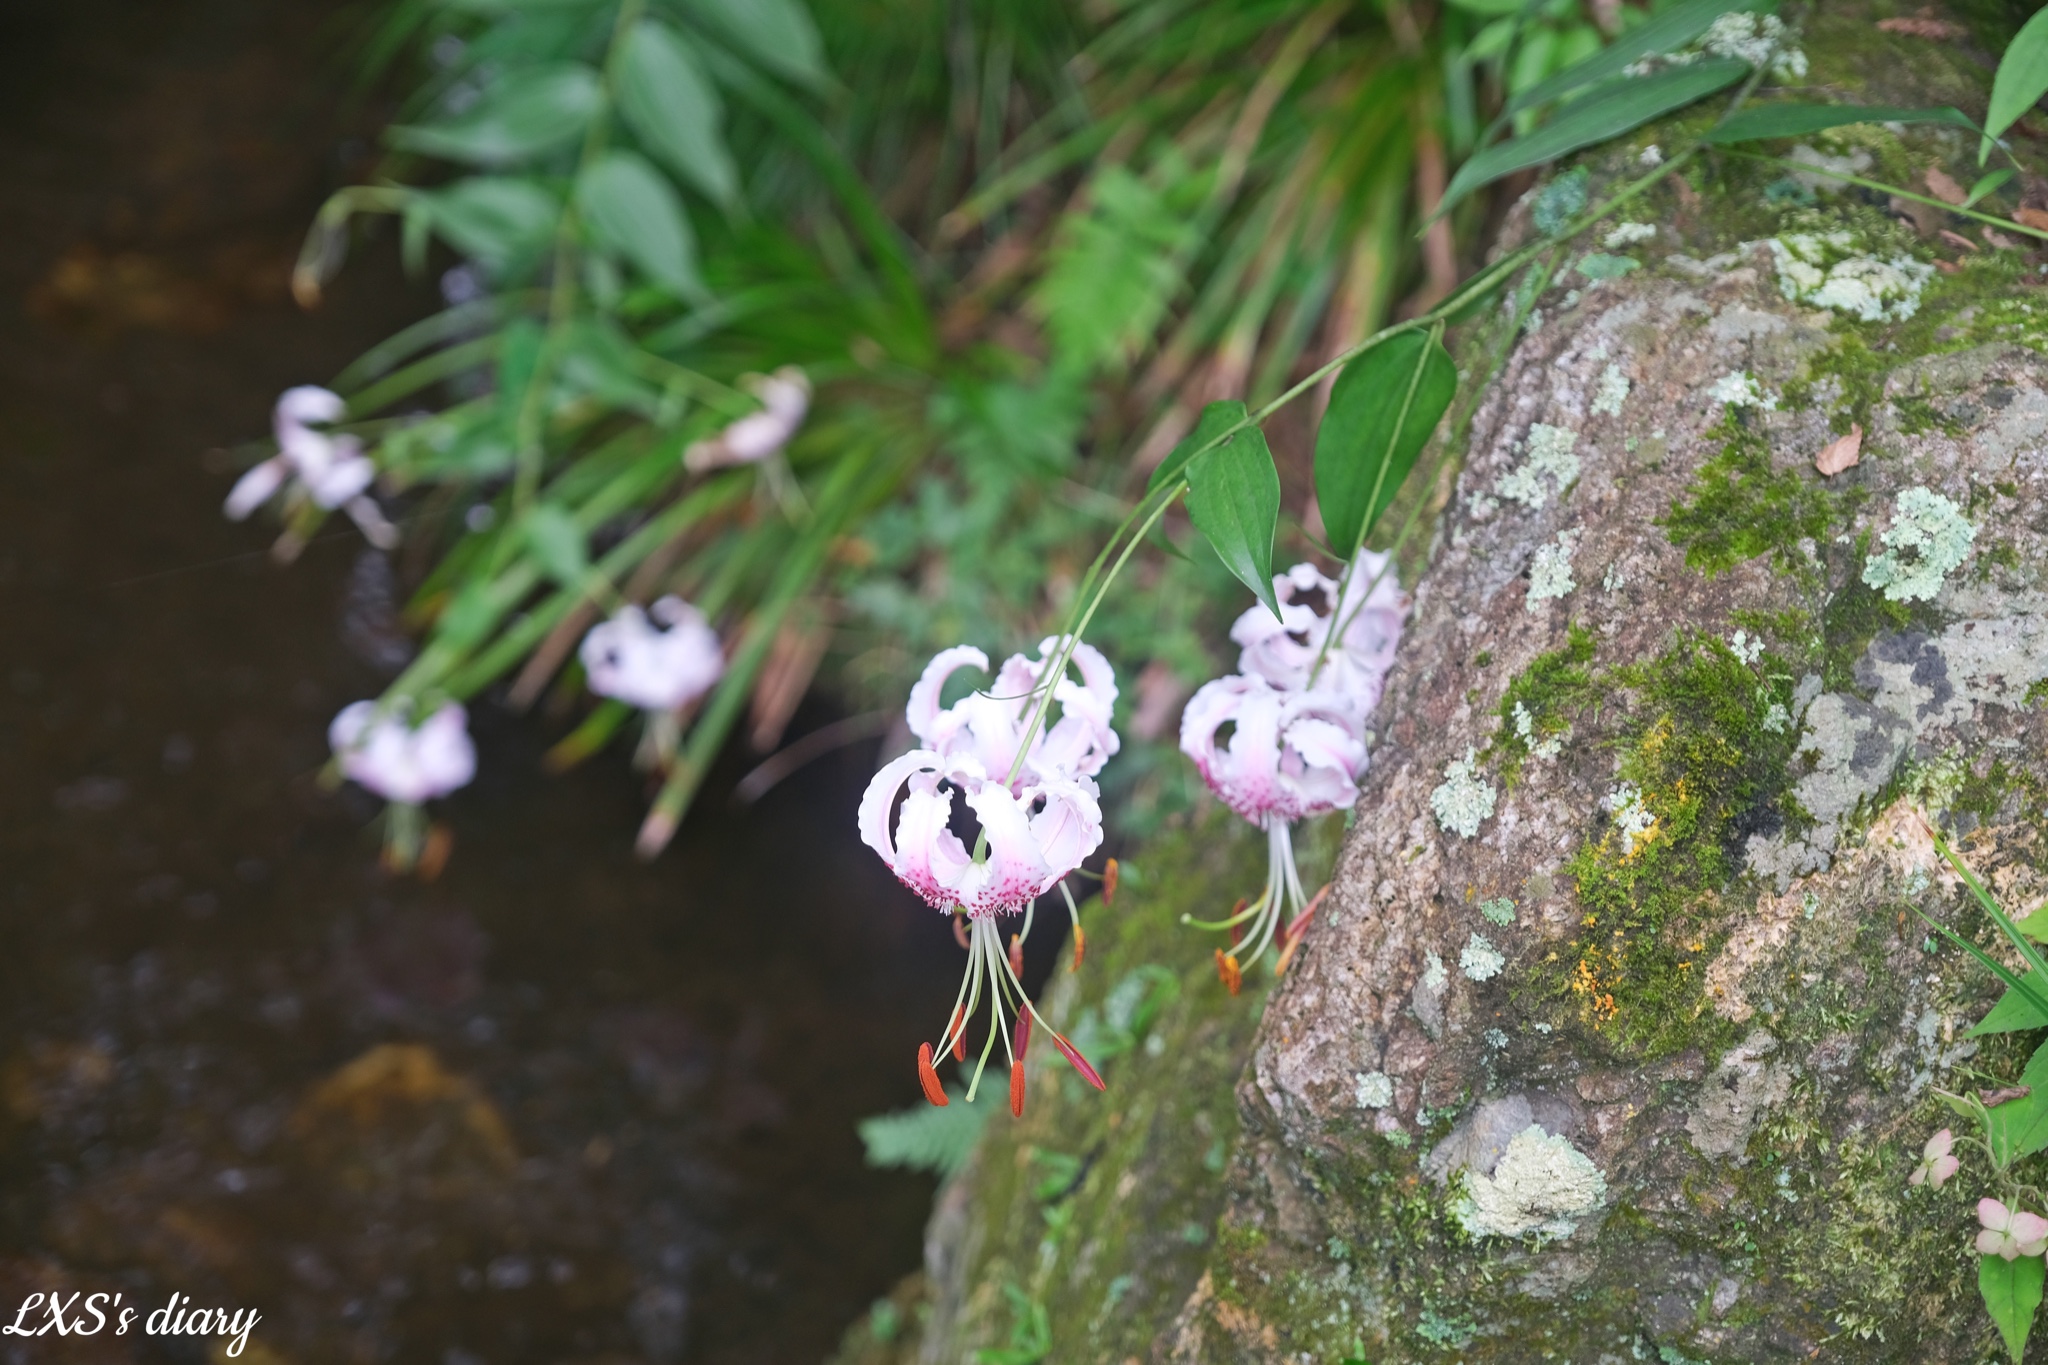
left=1009, top=1060, right=1026, bottom=1118
left=917, top=1043, right=949, bottom=1107
left=1102, top=858, right=1119, bottom=905
left=1051, top=1031, right=1105, bottom=1092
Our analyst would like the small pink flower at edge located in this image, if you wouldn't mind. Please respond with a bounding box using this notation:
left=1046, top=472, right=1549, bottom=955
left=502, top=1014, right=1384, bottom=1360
left=1977, top=1197, right=2048, bottom=1260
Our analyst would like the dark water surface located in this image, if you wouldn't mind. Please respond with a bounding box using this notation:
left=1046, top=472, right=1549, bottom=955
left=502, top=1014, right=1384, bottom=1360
left=0, top=2, right=945, bottom=1360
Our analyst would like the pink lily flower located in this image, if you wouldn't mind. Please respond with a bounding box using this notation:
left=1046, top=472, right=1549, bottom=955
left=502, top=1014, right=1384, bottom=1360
left=329, top=699, right=476, bottom=806
left=1909, top=1128, right=1959, bottom=1189
left=1977, top=1198, right=2048, bottom=1260
left=1180, top=554, right=1406, bottom=990
left=1231, top=551, right=1407, bottom=712
left=225, top=387, right=397, bottom=548
left=859, top=640, right=1114, bottom=1114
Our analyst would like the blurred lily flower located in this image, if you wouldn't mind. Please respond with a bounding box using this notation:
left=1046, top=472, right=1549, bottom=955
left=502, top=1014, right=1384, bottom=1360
left=1179, top=555, right=1406, bottom=991
left=581, top=597, right=726, bottom=712
left=329, top=699, right=477, bottom=805
left=225, top=386, right=397, bottom=548
left=859, top=640, right=1112, bottom=1114
left=684, top=367, right=812, bottom=473
left=329, top=698, right=476, bottom=873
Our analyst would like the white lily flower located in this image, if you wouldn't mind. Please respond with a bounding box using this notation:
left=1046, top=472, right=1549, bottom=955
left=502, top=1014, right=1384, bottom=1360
left=328, top=699, right=476, bottom=805
left=226, top=386, right=397, bottom=548
left=579, top=597, right=726, bottom=712
left=1179, top=674, right=1368, bottom=826
left=858, top=641, right=1117, bottom=1118
left=684, top=367, right=812, bottom=472
left=1231, top=551, right=1406, bottom=712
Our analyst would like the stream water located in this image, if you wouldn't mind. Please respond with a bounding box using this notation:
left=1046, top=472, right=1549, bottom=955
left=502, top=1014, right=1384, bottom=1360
left=0, top=2, right=948, bottom=1360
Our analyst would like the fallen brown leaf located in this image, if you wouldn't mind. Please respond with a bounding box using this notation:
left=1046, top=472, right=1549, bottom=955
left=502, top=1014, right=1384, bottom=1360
left=1938, top=228, right=1978, bottom=252
left=1925, top=167, right=1967, bottom=206
left=1815, top=423, right=1863, bottom=477
left=1983, top=227, right=2022, bottom=250
left=2015, top=206, right=2048, bottom=232
left=1982, top=1085, right=2034, bottom=1109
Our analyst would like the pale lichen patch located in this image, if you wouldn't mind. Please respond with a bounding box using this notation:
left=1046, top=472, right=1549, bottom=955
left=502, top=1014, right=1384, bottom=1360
left=1451, top=1126, right=1608, bottom=1240
left=1862, top=486, right=1975, bottom=602
left=1527, top=531, right=1579, bottom=611
left=1431, top=748, right=1498, bottom=839
left=1495, top=424, right=1581, bottom=511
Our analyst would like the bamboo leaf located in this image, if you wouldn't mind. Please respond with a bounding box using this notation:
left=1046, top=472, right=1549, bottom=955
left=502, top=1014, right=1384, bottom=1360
left=417, top=177, right=560, bottom=273
left=1314, top=331, right=1456, bottom=557
left=1185, top=424, right=1281, bottom=619
left=1984, top=6, right=2048, bottom=163
left=1148, top=400, right=1248, bottom=494
left=1442, top=60, right=1750, bottom=218
left=1972, top=971, right=2048, bottom=1036
left=1500, top=0, right=1765, bottom=122
left=1980, top=1251, right=2044, bottom=1363
left=1705, top=102, right=1972, bottom=144
left=577, top=151, right=704, bottom=299
left=1967, top=168, right=2018, bottom=209
left=390, top=63, right=602, bottom=164
left=617, top=20, right=738, bottom=207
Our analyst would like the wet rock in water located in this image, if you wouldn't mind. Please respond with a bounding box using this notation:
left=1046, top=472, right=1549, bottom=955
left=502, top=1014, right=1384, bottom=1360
left=287, top=1043, right=518, bottom=1192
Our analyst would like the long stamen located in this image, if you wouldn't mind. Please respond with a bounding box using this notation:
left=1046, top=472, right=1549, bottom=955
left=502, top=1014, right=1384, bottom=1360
left=1060, top=881, right=1085, bottom=973
left=1009, top=1010, right=1031, bottom=1117
left=991, top=917, right=1106, bottom=1093
left=1181, top=894, right=1262, bottom=932
left=965, top=920, right=1007, bottom=1102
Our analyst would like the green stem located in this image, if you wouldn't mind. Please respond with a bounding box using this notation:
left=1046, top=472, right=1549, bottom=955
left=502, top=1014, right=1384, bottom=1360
left=1724, top=149, right=2048, bottom=242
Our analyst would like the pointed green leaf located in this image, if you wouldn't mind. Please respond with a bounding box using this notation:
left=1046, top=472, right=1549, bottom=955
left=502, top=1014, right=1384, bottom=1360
left=1974, top=971, right=2048, bottom=1036
left=577, top=150, right=703, bottom=299
left=2015, top=902, right=2048, bottom=943
left=1442, top=60, right=1749, bottom=218
left=1185, top=424, right=1281, bottom=619
left=1315, top=332, right=1456, bottom=557
left=677, top=0, right=827, bottom=87
left=1705, top=102, right=1973, bottom=144
left=617, top=20, right=738, bottom=207
left=1149, top=400, right=1249, bottom=494
left=522, top=504, right=589, bottom=586
left=1983, top=1041, right=2048, bottom=1165
left=390, top=63, right=603, bottom=165
left=1981, top=1251, right=2045, bottom=1363
left=1984, top=7, right=2048, bottom=163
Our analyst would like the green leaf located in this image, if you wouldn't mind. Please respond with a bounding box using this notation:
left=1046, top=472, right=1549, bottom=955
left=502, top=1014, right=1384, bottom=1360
left=576, top=150, right=703, bottom=299
left=1967, top=168, right=2018, bottom=209
left=1984, top=6, right=2048, bottom=163
left=617, top=20, right=738, bottom=207
left=1445, top=0, right=1528, bottom=15
left=1705, top=102, right=1973, bottom=144
left=676, top=0, right=826, bottom=87
left=1981, top=1251, right=2044, bottom=1363
left=1501, top=0, right=1766, bottom=122
left=1149, top=400, right=1248, bottom=494
left=1441, top=60, right=1750, bottom=218
left=390, top=63, right=603, bottom=165
left=522, top=504, right=589, bottom=585
left=1185, top=422, right=1281, bottom=619
left=1983, top=1040, right=2048, bottom=1166
left=1314, top=332, right=1456, bottom=557
left=417, top=177, right=559, bottom=273
left=1973, top=970, right=2048, bottom=1036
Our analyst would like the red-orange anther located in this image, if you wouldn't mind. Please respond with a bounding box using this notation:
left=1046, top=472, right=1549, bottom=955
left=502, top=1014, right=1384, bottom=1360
left=1102, top=858, right=1119, bottom=906
left=1013, top=1008, right=1033, bottom=1061
left=1214, top=949, right=1243, bottom=996
left=1051, top=1031, right=1105, bottom=1091
left=949, top=1004, right=967, bottom=1062
left=917, top=1043, right=948, bottom=1107
left=1008, top=933, right=1024, bottom=980
left=1009, top=1057, right=1026, bottom=1117
left=1071, top=924, right=1086, bottom=974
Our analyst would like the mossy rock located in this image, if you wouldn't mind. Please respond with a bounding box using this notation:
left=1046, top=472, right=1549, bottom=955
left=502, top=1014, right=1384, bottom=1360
left=852, top=3, right=2048, bottom=1360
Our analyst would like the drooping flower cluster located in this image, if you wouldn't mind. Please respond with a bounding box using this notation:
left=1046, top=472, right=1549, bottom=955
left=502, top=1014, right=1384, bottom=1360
left=859, top=639, right=1115, bottom=1113
left=226, top=387, right=397, bottom=549
left=1179, top=552, right=1408, bottom=990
